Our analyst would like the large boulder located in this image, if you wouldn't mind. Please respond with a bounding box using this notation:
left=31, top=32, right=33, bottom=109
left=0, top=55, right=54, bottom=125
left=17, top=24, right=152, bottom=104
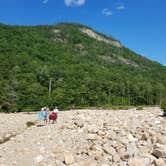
left=152, top=146, right=166, bottom=158
left=153, top=158, right=166, bottom=166
left=128, top=157, right=146, bottom=166
left=64, top=152, right=74, bottom=165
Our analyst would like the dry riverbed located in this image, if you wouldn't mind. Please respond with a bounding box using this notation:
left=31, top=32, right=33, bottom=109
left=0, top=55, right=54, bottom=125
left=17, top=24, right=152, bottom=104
left=0, top=107, right=165, bottom=166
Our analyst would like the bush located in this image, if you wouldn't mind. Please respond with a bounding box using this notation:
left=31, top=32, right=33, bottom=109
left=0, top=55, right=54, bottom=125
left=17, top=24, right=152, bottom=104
left=160, top=100, right=166, bottom=116
left=110, top=106, right=120, bottom=110
left=1, top=103, right=10, bottom=112
left=136, top=106, right=144, bottom=110
left=26, top=121, right=35, bottom=127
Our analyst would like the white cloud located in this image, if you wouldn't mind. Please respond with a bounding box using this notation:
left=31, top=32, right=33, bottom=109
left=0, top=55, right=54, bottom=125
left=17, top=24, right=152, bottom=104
left=116, top=4, right=125, bottom=10
left=102, top=8, right=112, bottom=16
left=42, top=0, right=49, bottom=4
left=64, top=0, right=86, bottom=7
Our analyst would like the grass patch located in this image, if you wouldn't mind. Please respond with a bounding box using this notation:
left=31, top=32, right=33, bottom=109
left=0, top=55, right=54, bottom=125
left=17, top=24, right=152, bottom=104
left=136, top=106, right=144, bottom=110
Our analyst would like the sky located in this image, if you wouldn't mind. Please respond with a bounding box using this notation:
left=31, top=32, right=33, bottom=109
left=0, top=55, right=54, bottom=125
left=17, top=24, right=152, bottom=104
left=0, top=0, right=166, bottom=65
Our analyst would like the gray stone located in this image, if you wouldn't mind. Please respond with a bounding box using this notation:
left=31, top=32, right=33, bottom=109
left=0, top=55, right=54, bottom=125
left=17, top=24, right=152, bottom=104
left=127, top=133, right=137, bottom=142
left=153, top=158, right=166, bottom=166
left=153, top=147, right=166, bottom=158
left=157, top=135, right=166, bottom=145
left=126, top=144, right=139, bottom=157
left=74, top=120, right=84, bottom=128
left=33, top=155, right=44, bottom=164
left=87, top=134, right=99, bottom=140
left=102, top=146, right=116, bottom=156
left=112, top=153, right=121, bottom=162
left=128, top=157, right=146, bottom=166
left=119, top=161, right=128, bottom=166
left=64, top=152, right=74, bottom=165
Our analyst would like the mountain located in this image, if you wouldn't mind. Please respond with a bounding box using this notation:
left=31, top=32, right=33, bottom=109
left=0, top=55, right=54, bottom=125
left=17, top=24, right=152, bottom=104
left=0, top=23, right=166, bottom=112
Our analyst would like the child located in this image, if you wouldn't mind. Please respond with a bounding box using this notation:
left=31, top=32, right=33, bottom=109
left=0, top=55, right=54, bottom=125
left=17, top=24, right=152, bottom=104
left=43, top=107, right=49, bottom=124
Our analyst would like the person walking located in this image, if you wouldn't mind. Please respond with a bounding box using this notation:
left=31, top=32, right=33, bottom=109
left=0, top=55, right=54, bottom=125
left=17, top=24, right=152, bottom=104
left=43, top=107, right=49, bottom=125
left=49, top=107, right=59, bottom=124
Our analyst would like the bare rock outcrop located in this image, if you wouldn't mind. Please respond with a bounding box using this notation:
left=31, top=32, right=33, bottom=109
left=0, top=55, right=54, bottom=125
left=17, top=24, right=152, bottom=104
left=80, top=28, right=121, bottom=47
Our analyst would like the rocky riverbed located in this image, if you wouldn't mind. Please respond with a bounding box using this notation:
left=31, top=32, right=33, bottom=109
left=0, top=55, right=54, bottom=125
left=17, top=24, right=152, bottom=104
left=0, top=107, right=165, bottom=166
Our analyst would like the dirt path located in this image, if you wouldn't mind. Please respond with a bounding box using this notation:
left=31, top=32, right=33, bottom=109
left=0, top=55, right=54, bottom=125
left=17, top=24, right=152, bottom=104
left=0, top=108, right=165, bottom=166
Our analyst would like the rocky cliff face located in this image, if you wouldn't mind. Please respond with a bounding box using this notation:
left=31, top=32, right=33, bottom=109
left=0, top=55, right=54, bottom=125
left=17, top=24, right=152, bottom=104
left=80, top=28, right=122, bottom=47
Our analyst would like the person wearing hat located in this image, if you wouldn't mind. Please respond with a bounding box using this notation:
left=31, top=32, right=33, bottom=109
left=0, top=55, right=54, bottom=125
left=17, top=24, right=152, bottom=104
left=48, top=107, right=59, bottom=124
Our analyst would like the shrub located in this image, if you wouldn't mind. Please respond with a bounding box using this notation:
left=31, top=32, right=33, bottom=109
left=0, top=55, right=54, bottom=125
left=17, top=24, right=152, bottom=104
left=136, top=106, right=144, bottom=110
left=118, top=106, right=131, bottom=110
left=110, top=106, right=119, bottom=110
left=160, top=100, right=166, bottom=116
left=26, top=121, right=35, bottom=127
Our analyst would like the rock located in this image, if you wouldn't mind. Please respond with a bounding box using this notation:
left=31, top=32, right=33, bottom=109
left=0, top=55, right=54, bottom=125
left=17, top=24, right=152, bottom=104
left=154, top=120, right=160, bottom=124
left=128, top=157, right=146, bottom=166
left=87, top=125, right=99, bottom=133
left=120, top=151, right=130, bottom=161
left=127, top=133, right=137, bottom=142
left=81, top=27, right=121, bottom=47
left=155, top=143, right=163, bottom=148
left=152, top=146, right=166, bottom=158
left=94, top=150, right=103, bottom=160
left=109, top=140, right=118, bottom=148
left=74, top=120, right=84, bottom=128
left=0, top=137, right=3, bottom=143
left=88, top=144, right=103, bottom=160
left=102, top=146, right=116, bottom=156
left=5, top=133, right=11, bottom=139
left=119, top=162, right=128, bottom=166
left=66, top=124, right=76, bottom=129
left=106, top=130, right=117, bottom=140
left=153, top=158, right=166, bottom=166
left=89, top=144, right=101, bottom=151
left=139, top=145, right=151, bottom=154
left=140, top=133, right=148, bottom=141
left=78, top=129, right=84, bottom=133
left=142, top=157, right=152, bottom=165
left=39, top=147, right=45, bottom=153
left=151, top=136, right=158, bottom=144
left=119, top=137, right=129, bottom=145
left=75, top=161, right=97, bottom=166
left=126, top=143, right=139, bottom=157
left=157, top=135, right=166, bottom=145
left=34, top=155, right=44, bottom=164
left=87, top=149, right=94, bottom=157
left=87, top=134, right=99, bottom=140
left=112, top=153, right=121, bottom=162
left=141, top=153, right=157, bottom=164
left=97, top=130, right=106, bottom=137
left=53, top=145, right=64, bottom=153
left=64, top=152, right=74, bottom=165
left=55, top=160, right=66, bottom=166
left=10, top=137, right=15, bottom=141
left=54, top=153, right=64, bottom=161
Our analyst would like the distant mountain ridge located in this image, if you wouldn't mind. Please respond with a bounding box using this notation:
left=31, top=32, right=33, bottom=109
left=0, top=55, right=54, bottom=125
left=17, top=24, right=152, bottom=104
left=0, top=22, right=166, bottom=112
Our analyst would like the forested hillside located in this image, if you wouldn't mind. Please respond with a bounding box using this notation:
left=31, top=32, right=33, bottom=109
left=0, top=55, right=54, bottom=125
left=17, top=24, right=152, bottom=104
left=0, top=23, right=166, bottom=112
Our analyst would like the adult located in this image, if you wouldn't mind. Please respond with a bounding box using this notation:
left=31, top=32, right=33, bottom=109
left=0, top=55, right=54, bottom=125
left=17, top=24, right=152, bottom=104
left=49, top=107, right=59, bottom=124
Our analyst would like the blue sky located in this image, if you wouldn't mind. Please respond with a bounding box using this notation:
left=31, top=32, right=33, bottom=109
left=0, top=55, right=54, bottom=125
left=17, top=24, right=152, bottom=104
left=0, top=0, right=166, bottom=65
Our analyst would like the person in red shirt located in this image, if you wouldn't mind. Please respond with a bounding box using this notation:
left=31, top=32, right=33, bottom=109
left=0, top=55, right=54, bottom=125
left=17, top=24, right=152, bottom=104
left=49, top=107, right=58, bottom=124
